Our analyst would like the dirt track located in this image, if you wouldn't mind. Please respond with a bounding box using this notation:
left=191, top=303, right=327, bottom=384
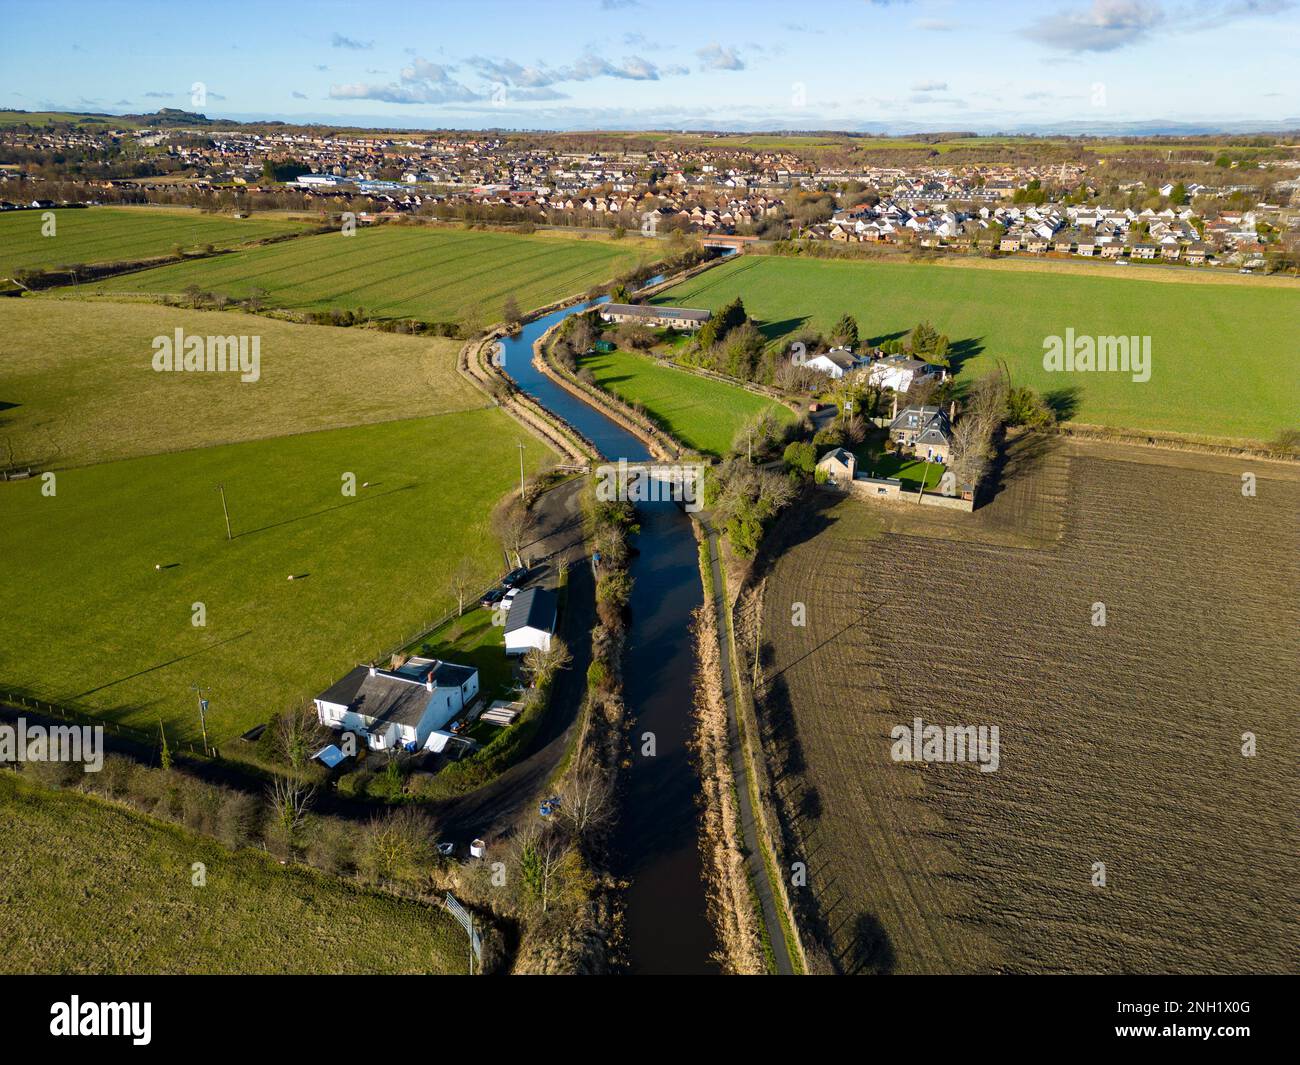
left=757, top=437, right=1300, bottom=974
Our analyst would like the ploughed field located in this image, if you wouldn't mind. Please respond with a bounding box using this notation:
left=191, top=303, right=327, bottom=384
left=654, top=255, right=1299, bottom=443
left=0, top=206, right=309, bottom=276
left=757, top=438, right=1299, bottom=973
left=90, top=225, right=658, bottom=329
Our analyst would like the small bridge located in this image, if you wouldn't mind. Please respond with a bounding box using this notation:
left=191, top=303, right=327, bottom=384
left=700, top=233, right=758, bottom=252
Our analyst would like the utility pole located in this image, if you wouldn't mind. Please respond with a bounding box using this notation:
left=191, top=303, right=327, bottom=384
left=216, top=483, right=232, bottom=540
left=516, top=442, right=526, bottom=499
left=191, top=684, right=211, bottom=755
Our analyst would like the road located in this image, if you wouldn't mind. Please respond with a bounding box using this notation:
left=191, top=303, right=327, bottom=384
left=701, top=521, right=796, bottom=975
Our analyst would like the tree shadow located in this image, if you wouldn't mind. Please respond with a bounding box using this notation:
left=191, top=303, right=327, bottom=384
left=842, top=912, right=897, bottom=975
left=757, top=315, right=810, bottom=346
left=1043, top=386, right=1081, bottom=422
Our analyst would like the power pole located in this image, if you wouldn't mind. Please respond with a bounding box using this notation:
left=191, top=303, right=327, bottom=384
left=191, top=684, right=211, bottom=755
left=516, top=442, right=526, bottom=499
left=216, top=483, right=232, bottom=540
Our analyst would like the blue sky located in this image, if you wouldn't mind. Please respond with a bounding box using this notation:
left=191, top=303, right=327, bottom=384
left=2, top=0, right=1297, bottom=131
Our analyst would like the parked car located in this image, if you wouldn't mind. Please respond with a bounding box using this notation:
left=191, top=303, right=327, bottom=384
left=502, top=567, right=529, bottom=588
left=501, top=587, right=521, bottom=610
left=480, top=587, right=505, bottom=608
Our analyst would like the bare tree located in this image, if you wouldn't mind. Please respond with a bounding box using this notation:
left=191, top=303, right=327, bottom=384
left=449, top=555, right=477, bottom=617
left=357, top=808, right=438, bottom=887
left=275, top=701, right=327, bottom=773
left=268, top=775, right=315, bottom=849
left=492, top=500, right=534, bottom=569
left=558, top=758, right=616, bottom=839
left=513, top=823, right=588, bottom=915
left=524, top=636, right=572, bottom=685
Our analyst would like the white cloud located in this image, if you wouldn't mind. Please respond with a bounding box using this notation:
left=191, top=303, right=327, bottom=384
left=331, top=33, right=373, bottom=51
left=696, top=43, right=745, bottom=71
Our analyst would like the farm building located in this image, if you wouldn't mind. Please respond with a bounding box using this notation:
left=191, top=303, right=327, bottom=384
left=504, top=586, right=557, bottom=656
left=889, top=405, right=954, bottom=464
left=313, top=657, right=479, bottom=753
left=599, top=303, right=712, bottom=330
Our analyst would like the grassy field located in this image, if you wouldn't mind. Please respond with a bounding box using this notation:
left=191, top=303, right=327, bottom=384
left=0, top=773, right=465, bottom=974
left=758, top=439, right=1300, bottom=974
left=0, top=410, right=555, bottom=743
left=655, top=255, right=1299, bottom=442
left=0, top=298, right=483, bottom=467
left=91, top=225, right=659, bottom=329
left=0, top=207, right=309, bottom=277
left=577, top=348, right=796, bottom=456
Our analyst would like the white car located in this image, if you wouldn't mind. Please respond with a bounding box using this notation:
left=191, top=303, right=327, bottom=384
left=501, top=587, right=521, bottom=610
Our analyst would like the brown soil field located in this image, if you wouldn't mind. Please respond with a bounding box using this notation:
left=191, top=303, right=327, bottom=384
left=754, top=436, right=1299, bottom=974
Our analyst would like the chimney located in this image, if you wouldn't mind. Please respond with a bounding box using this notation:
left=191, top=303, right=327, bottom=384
left=368, top=664, right=376, bottom=677
left=425, top=670, right=435, bottom=693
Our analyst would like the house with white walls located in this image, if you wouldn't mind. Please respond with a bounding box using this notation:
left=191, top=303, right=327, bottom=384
left=313, top=657, right=480, bottom=753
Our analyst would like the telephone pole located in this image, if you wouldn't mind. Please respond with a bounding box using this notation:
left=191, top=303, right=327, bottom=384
left=216, top=483, right=232, bottom=540
left=191, top=684, right=211, bottom=755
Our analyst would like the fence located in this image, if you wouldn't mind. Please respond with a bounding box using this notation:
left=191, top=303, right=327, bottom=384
left=0, top=689, right=208, bottom=757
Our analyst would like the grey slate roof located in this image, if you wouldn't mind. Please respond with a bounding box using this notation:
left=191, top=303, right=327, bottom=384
left=504, top=586, right=557, bottom=636
left=602, top=303, right=712, bottom=322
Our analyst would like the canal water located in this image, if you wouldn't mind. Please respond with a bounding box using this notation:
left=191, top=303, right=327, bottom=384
left=497, top=295, right=722, bottom=974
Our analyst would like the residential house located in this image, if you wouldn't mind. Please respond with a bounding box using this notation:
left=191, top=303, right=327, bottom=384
left=867, top=355, right=946, bottom=394
left=889, top=405, right=954, bottom=464
left=313, top=658, right=480, bottom=753
left=816, top=447, right=857, bottom=488
left=805, top=346, right=863, bottom=379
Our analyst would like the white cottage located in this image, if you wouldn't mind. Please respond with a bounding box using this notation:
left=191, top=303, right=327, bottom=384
left=313, top=657, right=480, bottom=753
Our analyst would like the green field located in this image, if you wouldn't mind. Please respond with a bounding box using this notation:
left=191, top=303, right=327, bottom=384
left=92, top=226, right=659, bottom=328
left=0, top=298, right=483, bottom=467
left=0, top=773, right=464, bottom=974
left=656, top=256, right=1300, bottom=442
left=0, top=410, right=554, bottom=743
left=0, top=207, right=309, bottom=277
left=578, top=347, right=796, bottom=456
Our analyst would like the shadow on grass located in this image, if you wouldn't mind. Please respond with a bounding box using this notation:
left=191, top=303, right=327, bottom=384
left=232, top=482, right=418, bottom=539
left=71, top=629, right=255, bottom=700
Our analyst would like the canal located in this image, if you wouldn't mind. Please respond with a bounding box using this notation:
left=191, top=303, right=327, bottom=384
left=496, top=295, right=722, bottom=974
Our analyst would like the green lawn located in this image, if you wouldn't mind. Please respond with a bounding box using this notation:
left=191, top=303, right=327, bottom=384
left=851, top=446, right=943, bottom=490
left=0, top=298, right=484, bottom=467
left=91, top=225, right=659, bottom=329
left=0, top=410, right=555, bottom=743
left=0, top=773, right=465, bottom=974
left=656, top=256, right=1300, bottom=442
left=408, top=607, right=515, bottom=707
left=578, top=347, right=796, bottom=457
left=0, top=207, right=309, bottom=277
